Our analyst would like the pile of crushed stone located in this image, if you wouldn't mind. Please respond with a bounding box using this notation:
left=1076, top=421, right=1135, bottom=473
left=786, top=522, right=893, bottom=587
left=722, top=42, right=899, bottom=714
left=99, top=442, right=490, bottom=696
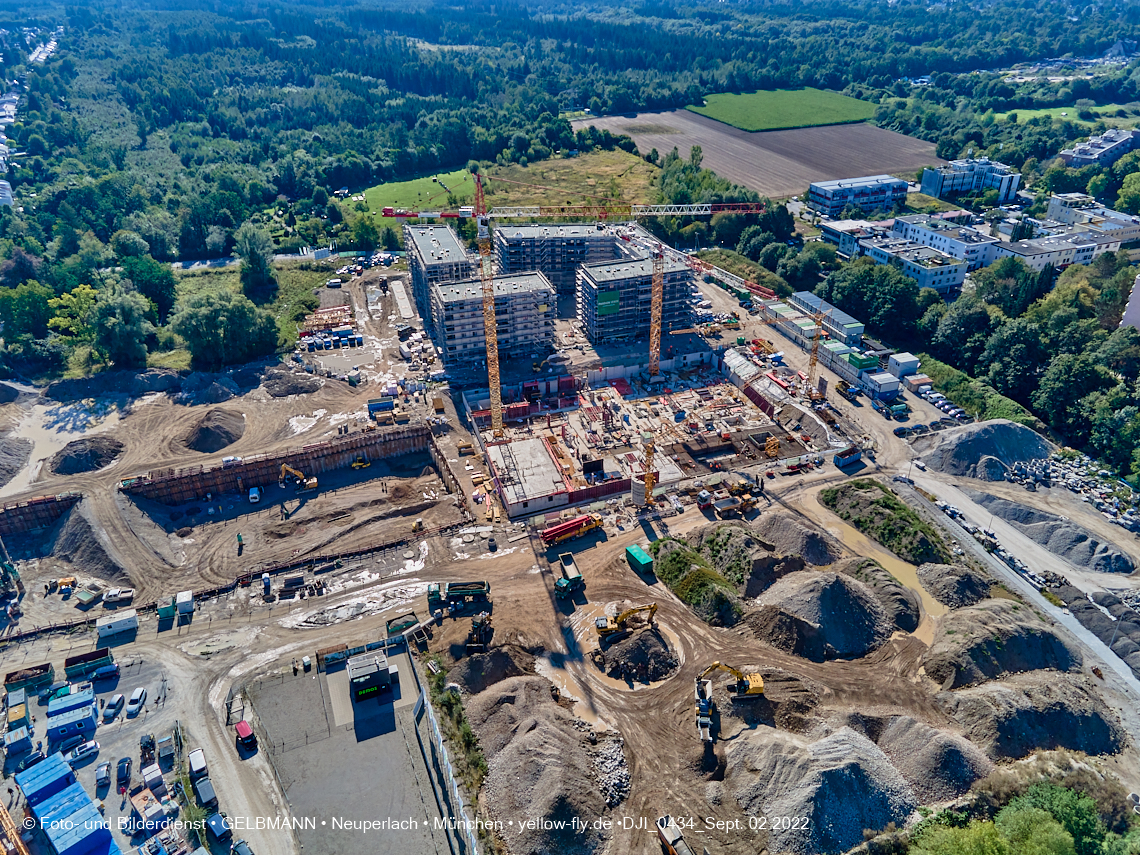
left=875, top=715, right=994, bottom=803
left=917, top=563, right=992, bottom=608
left=176, top=372, right=239, bottom=405
left=965, top=489, right=1134, bottom=574
left=49, top=436, right=125, bottom=475
left=262, top=367, right=322, bottom=397
left=1051, top=585, right=1140, bottom=679
left=744, top=606, right=829, bottom=661
left=448, top=645, right=534, bottom=694
left=937, top=671, right=1124, bottom=760
left=756, top=570, right=892, bottom=659
left=923, top=600, right=1081, bottom=689
left=46, top=500, right=130, bottom=584
left=182, top=408, right=245, bottom=453
left=916, top=419, right=1052, bottom=480
left=726, top=726, right=916, bottom=855
left=0, top=435, right=32, bottom=489
left=833, top=558, right=920, bottom=633
left=753, top=513, right=839, bottom=566
left=593, top=625, right=678, bottom=682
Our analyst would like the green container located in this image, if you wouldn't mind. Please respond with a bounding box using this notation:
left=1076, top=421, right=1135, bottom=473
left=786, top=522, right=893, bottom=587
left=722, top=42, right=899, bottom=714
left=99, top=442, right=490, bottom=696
left=626, top=544, right=653, bottom=573
left=737, top=336, right=746, bottom=346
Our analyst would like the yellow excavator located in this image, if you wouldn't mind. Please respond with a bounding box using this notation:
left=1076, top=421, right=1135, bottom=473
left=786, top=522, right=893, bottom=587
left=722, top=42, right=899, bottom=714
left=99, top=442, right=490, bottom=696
left=595, top=603, right=657, bottom=638
left=698, top=661, right=765, bottom=699
left=280, top=464, right=318, bottom=491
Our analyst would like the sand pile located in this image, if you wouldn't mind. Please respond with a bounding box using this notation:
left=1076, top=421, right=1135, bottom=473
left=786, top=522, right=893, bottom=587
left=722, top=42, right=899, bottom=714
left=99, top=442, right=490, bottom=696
left=875, top=716, right=994, bottom=803
left=0, top=436, right=31, bottom=489
left=449, top=645, right=534, bottom=694
left=49, top=436, right=125, bottom=475
left=744, top=606, right=829, bottom=661
left=923, top=600, right=1081, bottom=689
left=743, top=553, right=806, bottom=598
left=262, top=367, right=322, bottom=397
left=917, top=420, right=1051, bottom=480
left=965, top=489, right=1133, bottom=574
left=593, top=625, right=678, bottom=682
left=917, top=563, right=992, bottom=608
left=1052, top=586, right=1140, bottom=678
left=756, top=571, right=892, bottom=659
left=752, top=512, right=838, bottom=566
left=47, top=501, right=130, bottom=583
left=466, top=676, right=619, bottom=855
left=937, top=672, right=1124, bottom=760
left=690, top=522, right=776, bottom=587
left=834, top=558, right=920, bottom=633
left=183, top=408, right=245, bottom=453
left=726, top=726, right=915, bottom=855
left=0, top=383, right=18, bottom=404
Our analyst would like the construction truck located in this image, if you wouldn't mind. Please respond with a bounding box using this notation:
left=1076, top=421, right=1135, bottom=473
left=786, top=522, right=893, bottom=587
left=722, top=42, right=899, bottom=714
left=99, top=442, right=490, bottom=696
left=280, top=464, right=318, bottom=491
left=554, top=553, right=585, bottom=599
left=595, top=603, right=657, bottom=639
left=713, top=496, right=742, bottom=519
left=696, top=490, right=714, bottom=510
left=540, top=514, right=602, bottom=547
left=835, top=379, right=858, bottom=402
left=698, top=661, right=764, bottom=699
left=427, top=581, right=491, bottom=613
left=696, top=678, right=714, bottom=743
left=412, top=518, right=425, bottom=533
left=466, top=612, right=493, bottom=653
left=657, top=816, right=696, bottom=855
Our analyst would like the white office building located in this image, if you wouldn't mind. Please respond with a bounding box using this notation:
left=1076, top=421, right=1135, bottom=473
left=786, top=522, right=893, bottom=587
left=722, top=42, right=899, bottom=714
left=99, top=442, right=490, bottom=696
left=1046, top=193, right=1140, bottom=245
left=858, top=236, right=967, bottom=293
left=890, top=214, right=999, bottom=271
left=920, top=157, right=1021, bottom=203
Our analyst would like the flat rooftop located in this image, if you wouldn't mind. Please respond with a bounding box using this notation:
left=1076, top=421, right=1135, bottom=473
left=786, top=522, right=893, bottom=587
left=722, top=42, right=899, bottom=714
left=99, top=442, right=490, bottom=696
left=579, top=257, right=688, bottom=285
left=405, top=224, right=467, bottom=264
left=487, top=437, right=565, bottom=504
left=497, top=223, right=612, bottom=239
left=791, top=292, right=862, bottom=329
left=436, top=272, right=553, bottom=303
left=811, top=174, right=904, bottom=190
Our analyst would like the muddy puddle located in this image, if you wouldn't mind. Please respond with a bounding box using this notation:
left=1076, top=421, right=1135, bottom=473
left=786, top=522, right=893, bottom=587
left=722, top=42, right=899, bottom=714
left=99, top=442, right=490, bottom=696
left=535, top=654, right=607, bottom=728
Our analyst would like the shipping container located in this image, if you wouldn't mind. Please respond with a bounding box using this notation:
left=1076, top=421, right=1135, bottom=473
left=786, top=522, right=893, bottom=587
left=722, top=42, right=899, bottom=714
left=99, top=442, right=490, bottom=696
left=625, top=545, right=654, bottom=574
left=64, top=648, right=113, bottom=680
left=48, top=688, right=95, bottom=719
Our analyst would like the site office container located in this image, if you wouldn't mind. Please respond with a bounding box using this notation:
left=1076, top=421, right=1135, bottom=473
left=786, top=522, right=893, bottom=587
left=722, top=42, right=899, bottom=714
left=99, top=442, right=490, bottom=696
left=625, top=545, right=654, bottom=574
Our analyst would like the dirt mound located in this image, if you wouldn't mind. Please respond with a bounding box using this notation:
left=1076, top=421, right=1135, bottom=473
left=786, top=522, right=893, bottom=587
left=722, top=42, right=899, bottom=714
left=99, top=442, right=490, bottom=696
left=923, top=600, right=1081, bottom=690
left=752, top=512, right=838, bottom=566
left=466, top=676, right=621, bottom=855
left=918, top=419, right=1052, bottom=479
left=726, top=726, right=915, bottom=855
left=449, top=645, right=534, bottom=694
left=45, top=368, right=182, bottom=402
left=262, top=367, right=322, bottom=397
left=0, top=383, right=18, bottom=404
left=834, top=558, right=920, bottom=633
left=819, top=480, right=951, bottom=565
left=757, top=570, right=892, bottom=658
left=1053, top=586, right=1140, bottom=680
left=47, top=500, right=130, bottom=584
left=744, top=605, right=829, bottom=661
left=937, top=672, right=1124, bottom=760
left=0, top=436, right=31, bottom=489
left=743, top=553, right=806, bottom=598
left=689, top=522, right=776, bottom=588
left=876, top=716, right=994, bottom=803
left=49, top=436, right=125, bottom=475
left=182, top=408, right=245, bottom=453
left=917, top=563, right=992, bottom=608
left=175, top=372, right=239, bottom=405
left=593, top=625, right=678, bottom=682
left=965, top=489, right=1134, bottom=574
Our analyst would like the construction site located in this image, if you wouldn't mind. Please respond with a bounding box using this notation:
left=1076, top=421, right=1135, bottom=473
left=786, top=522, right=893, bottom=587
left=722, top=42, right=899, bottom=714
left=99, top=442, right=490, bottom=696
left=4, top=173, right=1140, bottom=855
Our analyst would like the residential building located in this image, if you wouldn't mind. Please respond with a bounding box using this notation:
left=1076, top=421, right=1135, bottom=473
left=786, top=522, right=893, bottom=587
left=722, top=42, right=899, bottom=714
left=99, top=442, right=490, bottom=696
left=788, top=292, right=865, bottom=347
left=404, top=224, right=475, bottom=320
left=920, top=157, right=1021, bottom=203
left=818, top=219, right=891, bottom=258
left=858, top=236, right=967, bottom=293
left=429, top=272, right=555, bottom=367
left=807, top=175, right=908, bottom=218
left=576, top=257, right=691, bottom=345
left=1059, top=128, right=1140, bottom=167
left=493, top=223, right=628, bottom=295
left=988, top=229, right=1110, bottom=272
left=1046, top=193, right=1140, bottom=244
left=890, top=214, right=999, bottom=270
left=0, top=180, right=10, bottom=208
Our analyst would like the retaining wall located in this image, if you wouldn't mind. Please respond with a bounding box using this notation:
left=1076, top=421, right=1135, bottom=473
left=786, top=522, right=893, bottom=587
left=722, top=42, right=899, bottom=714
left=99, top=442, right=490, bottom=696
left=0, top=493, right=81, bottom=538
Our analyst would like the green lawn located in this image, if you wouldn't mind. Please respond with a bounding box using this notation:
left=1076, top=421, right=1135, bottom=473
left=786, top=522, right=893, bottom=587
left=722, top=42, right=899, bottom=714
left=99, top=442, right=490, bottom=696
left=688, top=88, right=876, bottom=132
left=993, top=104, right=1140, bottom=128
left=363, top=168, right=473, bottom=214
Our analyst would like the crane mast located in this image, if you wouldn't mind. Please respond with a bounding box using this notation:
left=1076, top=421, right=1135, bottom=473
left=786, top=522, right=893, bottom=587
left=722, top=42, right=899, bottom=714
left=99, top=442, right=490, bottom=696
left=473, top=173, right=504, bottom=437
left=648, top=245, right=664, bottom=378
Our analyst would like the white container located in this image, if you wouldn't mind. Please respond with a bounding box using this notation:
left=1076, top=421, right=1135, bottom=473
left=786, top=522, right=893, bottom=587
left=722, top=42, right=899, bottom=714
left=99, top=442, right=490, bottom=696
left=96, top=609, right=139, bottom=639
left=176, top=590, right=194, bottom=614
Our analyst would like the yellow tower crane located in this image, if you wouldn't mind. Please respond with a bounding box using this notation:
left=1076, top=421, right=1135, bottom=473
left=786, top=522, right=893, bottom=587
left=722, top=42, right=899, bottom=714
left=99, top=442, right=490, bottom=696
left=640, top=431, right=657, bottom=508
left=473, top=172, right=504, bottom=437
left=648, top=245, right=664, bottom=378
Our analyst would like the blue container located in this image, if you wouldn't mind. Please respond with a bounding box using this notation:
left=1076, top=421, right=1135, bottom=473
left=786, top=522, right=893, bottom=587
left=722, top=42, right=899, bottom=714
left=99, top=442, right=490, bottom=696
left=48, top=687, right=94, bottom=719
left=45, top=705, right=96, bottom=744
left=16, top=754, right=76, bottom=806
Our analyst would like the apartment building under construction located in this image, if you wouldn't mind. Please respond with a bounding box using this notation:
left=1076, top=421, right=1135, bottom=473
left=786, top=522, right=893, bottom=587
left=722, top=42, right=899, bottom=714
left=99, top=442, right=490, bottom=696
left=576, top=256, right=692, bottom=345
left=493, top=223, right=629, bottom=294
left=405, top=224, right=476, bottom=318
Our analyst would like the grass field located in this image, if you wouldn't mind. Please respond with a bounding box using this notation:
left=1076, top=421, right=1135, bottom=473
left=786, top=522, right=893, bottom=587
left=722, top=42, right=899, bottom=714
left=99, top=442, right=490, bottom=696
left=364, top=168, right=473, bottom=213
left=688, top=88, right=876, bottom=132
left=904, top=192, right=961, bottom=214
left=993, top=103, right=1140, bottom=128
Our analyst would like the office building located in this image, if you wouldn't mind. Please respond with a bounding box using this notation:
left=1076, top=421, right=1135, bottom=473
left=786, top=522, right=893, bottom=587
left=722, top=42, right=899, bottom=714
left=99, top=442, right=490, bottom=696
left=404, top=224, right=475, bottom=319
left=1046, top=193, right=1140, bottom=244
left=493, top=223, right=627, bottom=295
left=890, top=214, right=1000, bottom=270
left=989, top=230, right=1109, bottom=272
left=788, top=292, right=865, bottom=347
left=807, top=175, right=908, bottom=218
left=576, top=257, right=692, bottom=345
left=858, top=236, right=967, bottom=293
left=1059, top=128, right=1140, bottom=167
left=818, top=219, right=891, bottom=257
left=920, top=157, right=1021, bottom=203
left=430, top=272, right=555, bottom=367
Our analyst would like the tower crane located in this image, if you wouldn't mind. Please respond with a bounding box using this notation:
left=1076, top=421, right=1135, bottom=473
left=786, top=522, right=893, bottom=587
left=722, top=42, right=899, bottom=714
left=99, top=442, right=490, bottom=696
left=473, top=172, right=505, bottom=437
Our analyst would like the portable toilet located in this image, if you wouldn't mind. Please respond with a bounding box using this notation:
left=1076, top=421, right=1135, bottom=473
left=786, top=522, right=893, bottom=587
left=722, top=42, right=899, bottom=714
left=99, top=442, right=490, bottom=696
left=176, top=591, right=194, bottom=615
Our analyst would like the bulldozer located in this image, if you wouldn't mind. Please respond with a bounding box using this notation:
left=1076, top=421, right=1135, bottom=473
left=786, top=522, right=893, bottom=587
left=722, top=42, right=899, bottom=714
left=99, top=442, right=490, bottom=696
left=697, top=661, right=764, bottom=700
left=595, top=603, right=657, bottom=639
left=466, top=612, right=493, bottom=653
left=351, top=456, right=371, bottom=469
left=280, top=464, right=318, bottom=491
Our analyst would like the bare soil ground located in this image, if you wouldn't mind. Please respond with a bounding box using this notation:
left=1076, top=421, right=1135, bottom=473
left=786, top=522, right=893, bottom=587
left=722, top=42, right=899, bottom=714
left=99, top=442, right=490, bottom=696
left=571, top=110, right=943, bottom=198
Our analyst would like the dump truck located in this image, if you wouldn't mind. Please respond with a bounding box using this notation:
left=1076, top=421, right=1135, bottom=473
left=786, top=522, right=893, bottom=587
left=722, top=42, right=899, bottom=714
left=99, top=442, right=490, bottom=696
left=385, top=612, right=420, bottom=638
left=540, top=514, right=602, bottom=546
left=554, top=553, right=584, bottom=599
left=696, top=679, right=714, bottom=743
left=833, top=447, right=862, bottom=468
left=427, top=581, right=491, bottom=613
left=595, top=603, right=657, bottom=638
left=656, top=816, right=695, bottom=855
left=713, top=496, right=742, bottom=518
left=698, top=661, right=764, bottom=699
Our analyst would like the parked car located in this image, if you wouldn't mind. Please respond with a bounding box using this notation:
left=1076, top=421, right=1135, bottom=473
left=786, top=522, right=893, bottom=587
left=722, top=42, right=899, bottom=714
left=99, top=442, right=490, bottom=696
left=188, top=748, right=208, bottom=780
left=235, top=719, right=257, bottom=750
left=67, top=740, right=100, bottom=766
left=56, top=735, right=87, bottom=755
left=17, top=752, right=45, bottom=772
left=92, top=664, right=120, bottom=681
left=233, top=840, right=255, bottom=855
left=103, top=588, right=135, bottom=605
left=892, top=475, right=915, bottom=485
left=95, top=762, right=112, bottom=787
left=206, top=813, right=233, bottom=843
left=126, top=687, right=147, bottom=717
left=117, top=756, right=132, bottom=785
left=103, top=693, right=125, bottom=722
left=914, top=460, right=927, bottom=471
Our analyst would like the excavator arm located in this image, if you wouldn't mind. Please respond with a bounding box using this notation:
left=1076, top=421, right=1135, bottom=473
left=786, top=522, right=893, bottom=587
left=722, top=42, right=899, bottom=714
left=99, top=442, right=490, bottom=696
left=697, top=661, right=764, bottom=696
left=595, top=603, right=658, bottom=636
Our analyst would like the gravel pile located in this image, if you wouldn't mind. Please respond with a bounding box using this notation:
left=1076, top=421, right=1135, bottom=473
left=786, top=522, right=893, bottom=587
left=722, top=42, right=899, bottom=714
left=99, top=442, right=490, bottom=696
left=917, top=420, right=1052, bottom=480
left=726, top=726, right=916, bottom=855
left=0, top=383, right=18, bottom=404
left=1052, top=585, right=1140, bottom=679
left=923, top=600, right=1081, bottom=689
left=47, top=500, right=130, bottom=583
left=753, top=512, right=839, bottom=566
left=45, top=368, right=181, bottom=402
left=966, top=489, right=1133, bottom=574
left=182, top=408, right=245, bottom=453
left=176, top=373, right=239, bottom=405
left=834, top=558, right=920, bottom=633
left=937, top=672, right=1124, bottom=760
left=449, top=645, right=534, bottom=694
left=593, top=625, right=678, bottom=682
left=876, top=716, right=994, bottom=803
left=745, top=605, right=829, bottom=661
left=757, top=571, right=892, bottom=658
left=916, top=563, right=992, bottom=608
left=262, top=367, right=322, bottom=397
left=49, top=436, right=125, bottom=475
left=591, top=734, right=630, bottom=807
left=0, top=435, right=32, bottom=489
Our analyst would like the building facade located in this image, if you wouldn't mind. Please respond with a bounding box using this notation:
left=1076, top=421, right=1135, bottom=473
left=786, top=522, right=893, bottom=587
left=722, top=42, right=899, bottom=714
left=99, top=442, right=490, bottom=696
left=576, top=257, right=691, bottom=345
left=404, top=224, right=475, bottom=320
left=890, top=214, right=999, bottom=270
left=989, top=230, right=1108, bottom=272
left=1046, top=193, right=1140, bottom=244
left=920, top=158, right=1021, bottom=203
left=788, top=292, right=865, bottom=347
left=858, top=236, right=967, bottom=293
left=493, top=223, right=627, bottom=295
left=1059, top=128, right=1140, bottom=167
left=429, top=272, right=556, bottom=367
left=818, top=219, right=891, bottom=257
left=807, top=175, right=908, bottom=218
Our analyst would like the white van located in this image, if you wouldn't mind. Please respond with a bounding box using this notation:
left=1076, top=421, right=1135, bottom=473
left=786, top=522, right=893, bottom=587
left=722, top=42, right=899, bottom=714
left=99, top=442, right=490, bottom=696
left=248, top=486, right=262, bottom=504
left=188, top=748, right=208, bottom=780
